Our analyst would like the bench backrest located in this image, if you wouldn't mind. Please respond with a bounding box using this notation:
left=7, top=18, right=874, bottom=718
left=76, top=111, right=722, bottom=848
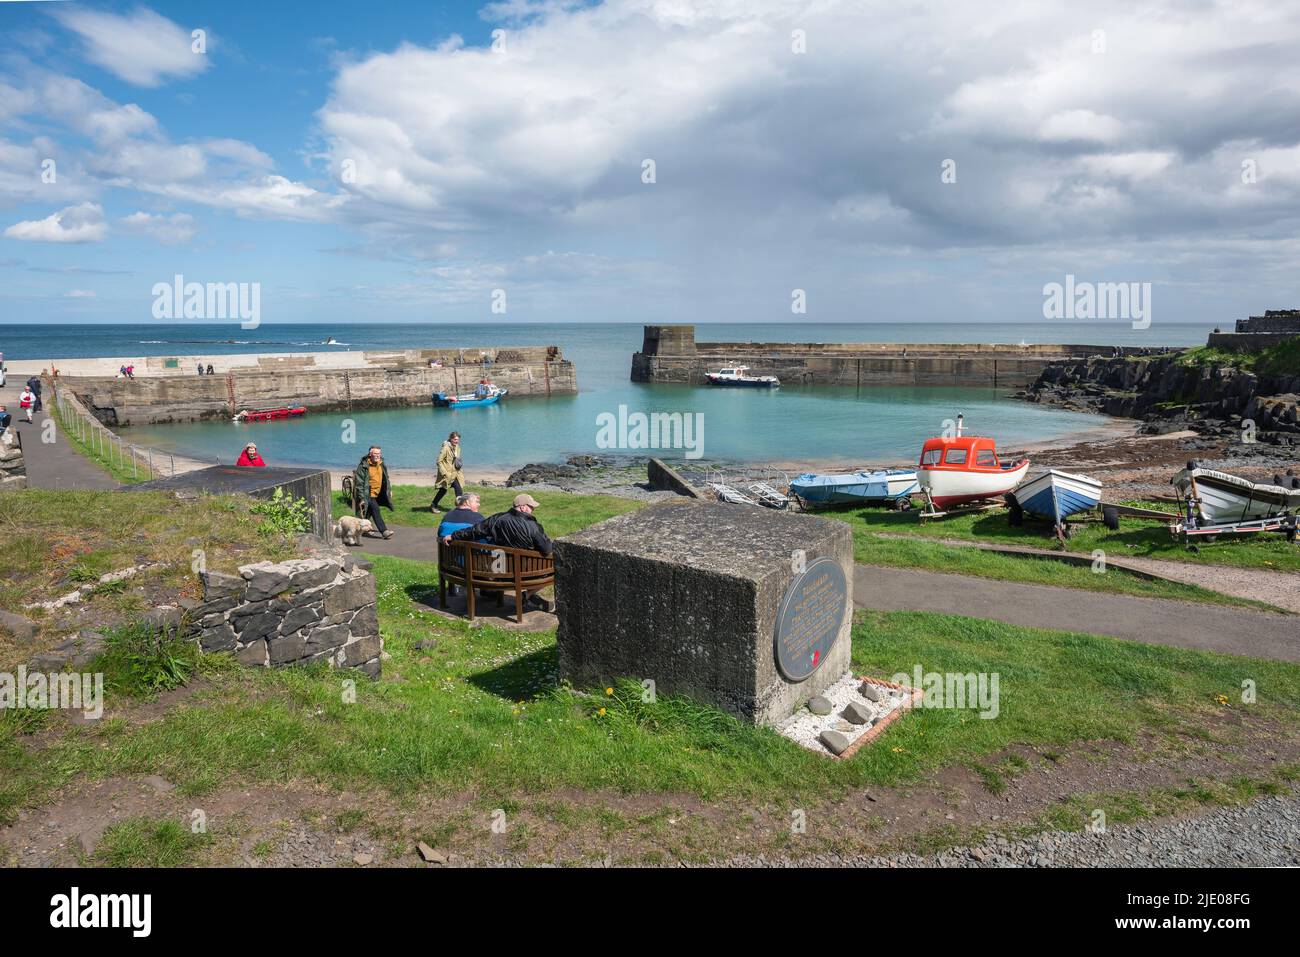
left=438, top=539, right=555, bottom=586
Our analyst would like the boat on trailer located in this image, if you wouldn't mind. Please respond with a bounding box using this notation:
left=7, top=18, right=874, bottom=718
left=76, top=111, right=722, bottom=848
left=1170, top=463, right=1300, bottom=541
left=1008, top=469, right=1103, bottom=537
left=705, top=365, right=780, bottom=388
left=233, top=406, right=307, bottom=423
left=916, top=415, right=1029, bottom=515
left=789, top=469, right=919, bottom=509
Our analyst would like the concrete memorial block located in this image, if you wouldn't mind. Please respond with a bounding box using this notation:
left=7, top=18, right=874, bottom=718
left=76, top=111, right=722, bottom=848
left=555, top=500, right=853, bottom=726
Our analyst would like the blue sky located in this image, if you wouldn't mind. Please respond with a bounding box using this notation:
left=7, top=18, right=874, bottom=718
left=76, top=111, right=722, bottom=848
left=2, top=1, right=1300, bottom=327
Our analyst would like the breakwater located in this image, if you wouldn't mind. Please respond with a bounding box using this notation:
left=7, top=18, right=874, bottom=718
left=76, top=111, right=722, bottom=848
left=25, top=346, right=577, bottom=427
left=630, top=325, right=1167, bottom=389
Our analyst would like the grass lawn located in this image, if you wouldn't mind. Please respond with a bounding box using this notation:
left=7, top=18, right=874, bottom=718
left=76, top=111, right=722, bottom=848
left=331, top=482, right=641, bottom=536
left=4, top=551, right=1298, bottom=841
left=822, top=500, right=1300, bottom=574
left=0, top=490, right=298, bottom=660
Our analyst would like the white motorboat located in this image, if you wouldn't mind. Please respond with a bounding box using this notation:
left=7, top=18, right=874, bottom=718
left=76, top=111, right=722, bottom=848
left=705, top=365, right=780, bottom=388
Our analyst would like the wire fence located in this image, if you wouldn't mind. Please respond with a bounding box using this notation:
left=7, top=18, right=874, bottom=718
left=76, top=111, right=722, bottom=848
left=52, top=384, right=183, bottom=481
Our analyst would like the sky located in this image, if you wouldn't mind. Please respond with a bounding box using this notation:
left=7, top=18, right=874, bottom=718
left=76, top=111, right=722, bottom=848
left=1, top=0, right=1299, bottom=326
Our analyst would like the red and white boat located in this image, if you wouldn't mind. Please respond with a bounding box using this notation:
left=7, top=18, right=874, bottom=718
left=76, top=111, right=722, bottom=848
left=917, top=415, right=1029, bottom=509
left=233, top=406, right=307, bottom=423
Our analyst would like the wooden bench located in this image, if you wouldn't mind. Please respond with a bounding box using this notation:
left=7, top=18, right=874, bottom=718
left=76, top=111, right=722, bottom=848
left=437, top=539, right=556, bottom=623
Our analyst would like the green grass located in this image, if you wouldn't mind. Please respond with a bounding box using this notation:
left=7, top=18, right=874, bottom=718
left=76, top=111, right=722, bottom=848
left=3, top=553, right=1298, bottom=829
left=51, top=402, right=149, bottom=485
left=92, top=817, right=212, bottom=867
left=332, top=482, right=641, bottom=535
left=1180, top=335, right=1300, bottom=378
left=852, top=533, right=1282, bottom=611
left=821, top=501, right=1300, bottom=575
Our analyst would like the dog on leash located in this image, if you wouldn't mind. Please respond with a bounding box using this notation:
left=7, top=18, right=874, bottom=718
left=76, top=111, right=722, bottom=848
left=333, top=515, right=374, bottom=546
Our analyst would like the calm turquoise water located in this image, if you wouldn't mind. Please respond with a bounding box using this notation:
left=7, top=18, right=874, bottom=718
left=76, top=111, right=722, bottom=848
left=2, top=321, right=1214, bottom=471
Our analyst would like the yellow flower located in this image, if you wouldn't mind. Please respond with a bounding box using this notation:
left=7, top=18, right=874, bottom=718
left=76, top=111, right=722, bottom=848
left=598, top=708, right=606, bottom=716
left=1215, top=694, right=1229, bottom=706
left=891, top=746, right=904, bottom=753
left=605, top=687, right=613, bottom=696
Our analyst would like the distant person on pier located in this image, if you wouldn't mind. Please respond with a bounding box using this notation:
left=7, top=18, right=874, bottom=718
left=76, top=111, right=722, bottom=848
left=18, top=387, right=34, bottom=423
left=353, top=445, right=396, bottom=539
left=25, top=375, right=42, bottom=412
left=236, top=443, right=266, bottom=467
left=197, top=363, right=205, bottom=375
left=206, top=363, right=214, bottom=375
left=430, top=431, right=465, bottom=512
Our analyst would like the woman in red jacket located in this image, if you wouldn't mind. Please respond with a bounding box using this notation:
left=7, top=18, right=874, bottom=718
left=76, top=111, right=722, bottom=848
left=235, top=443, right=266, bottom=467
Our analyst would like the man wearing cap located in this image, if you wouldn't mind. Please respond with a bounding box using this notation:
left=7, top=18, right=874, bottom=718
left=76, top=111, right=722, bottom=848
left=442, top=493, right=552, bottom=556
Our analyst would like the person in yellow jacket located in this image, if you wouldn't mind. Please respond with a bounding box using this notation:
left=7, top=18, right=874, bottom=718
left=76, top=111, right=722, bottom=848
left=431, top=431, right=465, bottom=512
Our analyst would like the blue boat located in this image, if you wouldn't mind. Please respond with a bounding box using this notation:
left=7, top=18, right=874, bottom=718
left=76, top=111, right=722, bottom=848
left=789, top=469, right=919, bottom=507
left=1011, top=469, right=1102, bottom=529
left=433, top=386, right=507, bottom=408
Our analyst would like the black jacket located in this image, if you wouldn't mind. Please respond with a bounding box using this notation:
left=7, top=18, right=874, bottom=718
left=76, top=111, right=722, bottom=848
left=450, top=507, right=553, bottom=556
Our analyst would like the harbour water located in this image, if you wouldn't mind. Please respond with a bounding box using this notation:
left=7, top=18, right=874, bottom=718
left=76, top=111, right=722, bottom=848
left=1, top=321, right=1216, bottom=472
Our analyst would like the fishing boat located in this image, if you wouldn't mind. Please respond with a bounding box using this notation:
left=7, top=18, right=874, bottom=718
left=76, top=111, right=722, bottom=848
left=789, top=469, right=919, bottom=508
left=233, top=406, right=307, bottom=423
left=917, top=415, right=1029, bottom=511
left=705, top=365, right=780, bottom=388
left=1009, top=469, right=1103, bottom=532
left=1172, top=463, right=1300, bottom=525
left=433, top=384, right=508, bottom=408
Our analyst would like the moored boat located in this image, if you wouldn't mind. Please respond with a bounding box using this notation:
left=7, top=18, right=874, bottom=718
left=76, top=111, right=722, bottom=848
left=1010, top=469, right=1102, bottom=527
left=705, top=365, right=780, bottom=388
left=433, top=383, right=508, bottom=408
left=917, top=416, right=1029, bottom=510
left=790, top=468, right=919, bottom=507
left=233, top=406, right=307, bottom=423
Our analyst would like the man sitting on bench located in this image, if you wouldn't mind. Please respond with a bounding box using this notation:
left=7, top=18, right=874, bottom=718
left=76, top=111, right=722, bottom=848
left=442, top=493, right=553, bottom=610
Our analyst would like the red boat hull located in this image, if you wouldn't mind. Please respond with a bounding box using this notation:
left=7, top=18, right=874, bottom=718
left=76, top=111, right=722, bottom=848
left=239, top=407, right=307, bottom=422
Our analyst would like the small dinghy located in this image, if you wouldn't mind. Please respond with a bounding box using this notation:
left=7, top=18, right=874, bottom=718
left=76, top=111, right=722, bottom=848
left=433, top=383, right=508, bottom=408
left=233, top=406, right=307, bottom=423
left=1009, top=469, right=1103, bottom=537
left=789, top=469, right=919, bottom=508
left=705, top=365, right=780, bottom=388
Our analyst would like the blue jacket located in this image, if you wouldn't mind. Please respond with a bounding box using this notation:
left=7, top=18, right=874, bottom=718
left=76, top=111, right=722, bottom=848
left=438, top=507, right=486, bottom=539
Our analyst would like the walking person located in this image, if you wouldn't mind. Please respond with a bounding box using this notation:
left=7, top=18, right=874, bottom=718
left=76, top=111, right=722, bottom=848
left=352, top=445, right=396, bottom=539
left=430, top=431, right=465, bottom=512
left=18, top=386, right=35, bottom=423
left=25, top=375, right=42, bottom=413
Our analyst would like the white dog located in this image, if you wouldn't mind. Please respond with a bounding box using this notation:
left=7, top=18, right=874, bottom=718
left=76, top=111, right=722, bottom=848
left=333, top=516, right=374, bottom=546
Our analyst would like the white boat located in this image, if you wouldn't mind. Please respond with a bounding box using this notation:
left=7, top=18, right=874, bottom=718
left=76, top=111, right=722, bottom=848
left=1172, top=464, right=1300, bottom=525
left=705, top=365, right=780, bottom=388
left=1012, top=469, right=1102, bottom=526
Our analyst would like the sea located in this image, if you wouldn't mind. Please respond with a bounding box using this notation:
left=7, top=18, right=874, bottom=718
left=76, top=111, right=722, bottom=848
left=0, top=321, right=1218, bottom=473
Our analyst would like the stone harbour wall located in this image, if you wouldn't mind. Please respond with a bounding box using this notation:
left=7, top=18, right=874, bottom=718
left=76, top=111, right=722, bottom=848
left=193, top=553, right=382, bottom=677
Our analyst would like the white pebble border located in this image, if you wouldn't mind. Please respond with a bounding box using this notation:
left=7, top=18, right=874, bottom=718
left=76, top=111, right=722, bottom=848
left=778, top=671, right=910, bottom=755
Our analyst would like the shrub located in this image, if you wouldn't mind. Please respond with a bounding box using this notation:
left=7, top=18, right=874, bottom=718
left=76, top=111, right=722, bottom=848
left=95, top=618, right=200, bottom=698
left=250, top=487, right=314, bottom=537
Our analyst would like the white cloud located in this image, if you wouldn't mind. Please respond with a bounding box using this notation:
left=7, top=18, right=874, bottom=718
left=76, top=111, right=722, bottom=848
left=55, top=7, right=209, bottom=88
left=65, top=289, right=96, bottom=298
left=119, top=210, right=196, bottom=244
left=4, top=202, right=107, bottom=243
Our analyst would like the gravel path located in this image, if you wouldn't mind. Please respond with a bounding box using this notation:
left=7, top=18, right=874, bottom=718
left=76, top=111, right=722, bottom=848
left=709, top=794, right=1300, bottom=867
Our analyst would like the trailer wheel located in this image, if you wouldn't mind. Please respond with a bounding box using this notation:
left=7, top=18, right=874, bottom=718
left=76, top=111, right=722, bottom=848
left=896, top=497, right=914, bottom=511
left=1006, top=494, right=1024, bottom=527
left=1102, top=505, right=1121, bottom=531
left=1186, top=543, right=1200, bottom=554
left=1203, top=534, right=1219, bottom=544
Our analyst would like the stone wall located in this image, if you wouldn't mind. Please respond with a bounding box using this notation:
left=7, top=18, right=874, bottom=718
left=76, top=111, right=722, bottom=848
left=631, top=325, right=1169, bottom=389
left=1235, top=310, right=1300, bottom=334
left=193, top=553, right=382, bottom=677
left=50, top=350, right=577, bottom=426
left=0, top=440, right=26, bottom=491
